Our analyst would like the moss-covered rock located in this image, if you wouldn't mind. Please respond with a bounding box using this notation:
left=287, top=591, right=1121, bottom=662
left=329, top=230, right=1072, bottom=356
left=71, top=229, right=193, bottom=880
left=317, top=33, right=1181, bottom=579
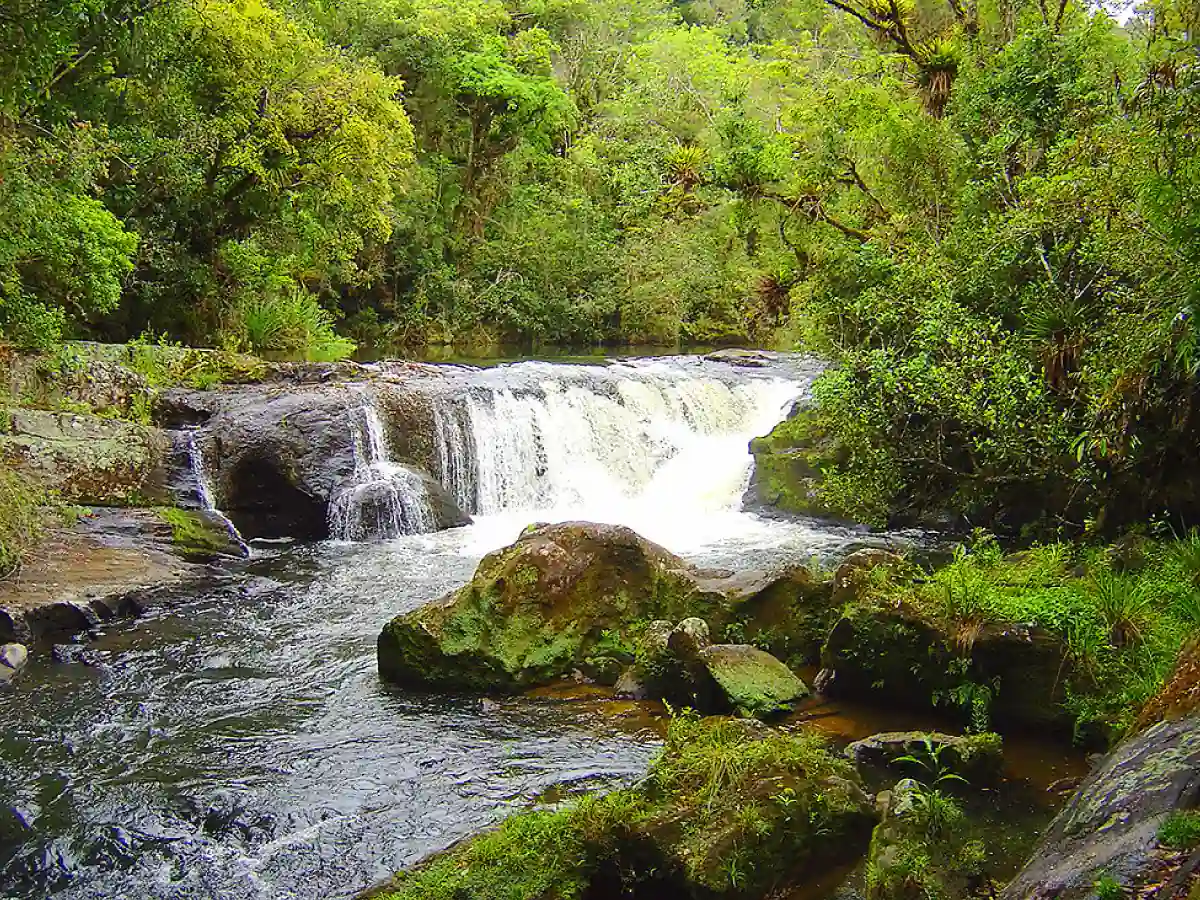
left=818, top=601, right=1082, bottom=733
left=155, top=508, right=248, bottom=563
left=699, top=644, right=810, bottom=718
left=377, top=523, right=732, bottom=691
left=634, top=616, right=810, bottom=719
left=367, top=715, right=877, bottom=900
left=846, top=731, right=1004, bottom=786
left=0, top=408, right=172, bottom=506
left=747, top=406, right=848, bottom=519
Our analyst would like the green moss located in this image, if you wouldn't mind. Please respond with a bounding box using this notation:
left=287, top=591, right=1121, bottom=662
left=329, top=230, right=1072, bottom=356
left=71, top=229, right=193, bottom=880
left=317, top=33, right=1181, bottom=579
left=155, top=507, right=240, bottom=561
left=372, top=715, right=875, bottom=900
left=700, top=644, right=810, bottom=718
left=1157, top=811, right=1200, bottom=851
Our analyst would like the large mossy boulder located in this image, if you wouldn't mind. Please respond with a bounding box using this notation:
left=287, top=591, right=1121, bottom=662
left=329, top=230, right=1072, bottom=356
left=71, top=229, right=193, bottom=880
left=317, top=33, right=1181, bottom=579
left=747, top=406, right=848, bottom=519
left=0, top=408, right=172, bottom=506
left=366, top=716, right=877, bottom=900
left=378, top=523, right=735, bottom=691
left=1000, top=711, right=1200, bottom=900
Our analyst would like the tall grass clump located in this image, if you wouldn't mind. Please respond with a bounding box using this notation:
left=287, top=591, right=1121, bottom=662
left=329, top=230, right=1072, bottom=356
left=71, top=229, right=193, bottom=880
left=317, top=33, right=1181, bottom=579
left=234, top=287, right=356, bottom=362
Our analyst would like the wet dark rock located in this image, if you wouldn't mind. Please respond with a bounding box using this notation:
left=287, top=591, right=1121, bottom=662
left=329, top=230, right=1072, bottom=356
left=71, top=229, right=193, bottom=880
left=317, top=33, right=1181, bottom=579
left=704, top=348, right=772, bottom=368
left=1001, top=712, right=1200, bottom=899
left=637, top=617, right=809, bottom=718
left=51, top=644, right=109, bottom=667
left=170, top=385, right=467, bottom=539
left=846, top=731, right=1003, bottom=785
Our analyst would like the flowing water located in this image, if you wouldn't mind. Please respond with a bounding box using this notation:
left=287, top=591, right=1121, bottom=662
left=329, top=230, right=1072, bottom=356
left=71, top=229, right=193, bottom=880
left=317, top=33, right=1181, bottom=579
left=0, top=355, right=1040, bottom=900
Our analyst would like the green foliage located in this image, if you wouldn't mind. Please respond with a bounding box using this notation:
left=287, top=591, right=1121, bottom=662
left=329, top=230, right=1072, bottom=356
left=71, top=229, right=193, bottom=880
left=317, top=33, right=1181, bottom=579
left=1157, top=811, right=1200, bottom=851
left=862, top=537, right=1200, bottom=735
left=377, top=713, right=870, bottom=898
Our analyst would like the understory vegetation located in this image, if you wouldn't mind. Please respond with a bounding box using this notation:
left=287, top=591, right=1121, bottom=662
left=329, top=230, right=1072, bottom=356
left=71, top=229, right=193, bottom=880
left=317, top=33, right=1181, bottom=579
left=374, top=713, right=871, bottom=898
left=862, top=532, right=1200, bottom=735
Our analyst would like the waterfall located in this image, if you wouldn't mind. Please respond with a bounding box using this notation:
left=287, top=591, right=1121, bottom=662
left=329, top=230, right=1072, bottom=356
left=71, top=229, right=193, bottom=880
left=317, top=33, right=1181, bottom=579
left=184, top=430, right=250, bottom=550
left=329, top=403, right=437, bottom=541
left=430, top=361, right=804, bottom=522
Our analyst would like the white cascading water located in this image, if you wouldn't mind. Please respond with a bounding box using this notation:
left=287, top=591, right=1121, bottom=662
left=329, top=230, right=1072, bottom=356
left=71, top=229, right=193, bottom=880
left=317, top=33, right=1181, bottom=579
left=431, top=360, right=805, bottom=550
left=329, top=403, right=437, bottom=541
left=184, top=430, right=250, bottom=550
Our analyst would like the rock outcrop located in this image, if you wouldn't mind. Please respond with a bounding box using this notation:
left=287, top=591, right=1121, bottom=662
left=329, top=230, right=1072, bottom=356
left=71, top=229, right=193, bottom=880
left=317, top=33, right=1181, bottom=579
left=818, top=601, right=1083, bottom=733
left=1001, top=712, right=1200, bottom=899
left=0, top=408, right=172, bottom=506
left=167, top=384, right=467, bottom=539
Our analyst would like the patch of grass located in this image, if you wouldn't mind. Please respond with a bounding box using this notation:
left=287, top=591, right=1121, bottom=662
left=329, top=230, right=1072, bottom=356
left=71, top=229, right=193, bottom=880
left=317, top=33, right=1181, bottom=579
left=375, top=714, right=873, bottom=899
left=1094, top=873, right=1125, bottom=900
left=1158, top=811, right=1200, bottom=851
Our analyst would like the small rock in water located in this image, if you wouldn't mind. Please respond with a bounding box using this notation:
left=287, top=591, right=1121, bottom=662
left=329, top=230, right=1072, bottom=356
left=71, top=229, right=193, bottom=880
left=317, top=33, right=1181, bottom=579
left=0, top=643, right=29, bottom=682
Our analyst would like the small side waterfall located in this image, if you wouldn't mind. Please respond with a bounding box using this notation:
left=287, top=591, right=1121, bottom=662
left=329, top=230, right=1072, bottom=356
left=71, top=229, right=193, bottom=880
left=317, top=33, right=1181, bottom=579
left=329, top=403, right=437, bottom=541
left=184, top=430, right=250, bottom=551
left=430, top=361, right=805, bottom=521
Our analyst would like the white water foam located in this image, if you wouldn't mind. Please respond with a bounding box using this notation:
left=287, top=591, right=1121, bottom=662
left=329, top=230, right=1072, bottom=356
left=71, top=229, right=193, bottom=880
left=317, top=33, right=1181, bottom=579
left=329, top=404, right=437, bottom=541
left=431, top=359, right=809, bottom=554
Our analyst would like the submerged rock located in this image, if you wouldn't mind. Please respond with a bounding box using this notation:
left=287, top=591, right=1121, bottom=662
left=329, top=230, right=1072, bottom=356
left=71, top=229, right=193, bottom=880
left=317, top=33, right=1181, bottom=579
left=367, top=716, right=877, bottom=899
left=846, top=731, right=1003, bottom=785
left=377, top=522, right=731, bottom=691
left=0, top=642, right=28, bottom=682
left=1001, top=712, right=1200, bottom=899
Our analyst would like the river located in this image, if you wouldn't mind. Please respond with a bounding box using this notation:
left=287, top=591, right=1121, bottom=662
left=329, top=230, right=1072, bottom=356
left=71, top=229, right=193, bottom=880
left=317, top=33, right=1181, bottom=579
left=0, top=354, right=974, bottom=899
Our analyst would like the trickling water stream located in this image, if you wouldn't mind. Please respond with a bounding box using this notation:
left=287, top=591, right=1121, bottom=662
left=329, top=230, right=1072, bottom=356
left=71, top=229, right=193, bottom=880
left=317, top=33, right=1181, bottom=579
left=0, top=355, right=1067, bottom=900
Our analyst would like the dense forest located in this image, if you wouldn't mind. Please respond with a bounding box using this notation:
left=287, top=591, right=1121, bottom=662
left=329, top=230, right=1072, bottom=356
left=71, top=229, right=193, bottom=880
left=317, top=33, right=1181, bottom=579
left=2, top=0, right=1199, bottom=535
